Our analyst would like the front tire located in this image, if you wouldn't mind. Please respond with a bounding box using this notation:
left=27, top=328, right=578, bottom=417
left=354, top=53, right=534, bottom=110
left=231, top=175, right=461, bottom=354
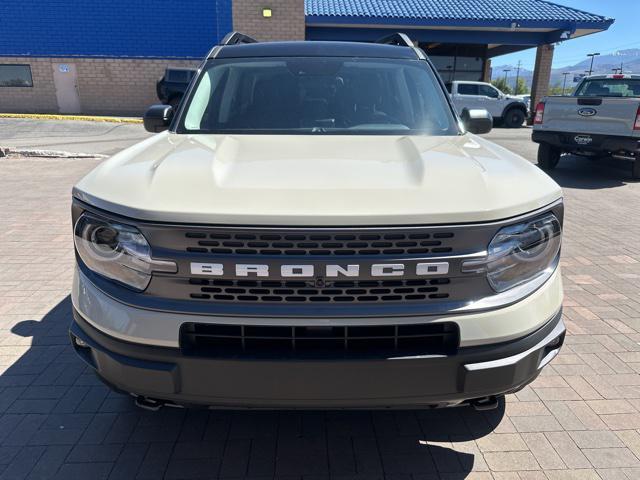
left=503, top=108, right=525, bottom=128
left=537, top=143, right=561, bottom=171
left=632, top=160, right=640, bottom=180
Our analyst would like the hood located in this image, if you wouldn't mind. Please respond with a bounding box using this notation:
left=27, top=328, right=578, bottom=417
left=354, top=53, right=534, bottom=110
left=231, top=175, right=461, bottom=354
left=73, top=132, right=562, bottom=226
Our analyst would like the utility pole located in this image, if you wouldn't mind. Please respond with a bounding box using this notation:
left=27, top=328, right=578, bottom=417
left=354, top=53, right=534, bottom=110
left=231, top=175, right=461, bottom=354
left=586, top=52, right=600, bottom=76
left=514, top=60, right=522, bottom=95
left=561, top=72, right=570, bottom=95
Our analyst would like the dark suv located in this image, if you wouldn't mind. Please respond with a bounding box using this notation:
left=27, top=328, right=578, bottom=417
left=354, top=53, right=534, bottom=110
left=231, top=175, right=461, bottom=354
left=156, top=67, right=197, bottom=108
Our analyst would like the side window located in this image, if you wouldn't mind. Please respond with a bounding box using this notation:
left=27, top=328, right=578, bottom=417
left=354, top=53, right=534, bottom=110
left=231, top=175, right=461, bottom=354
left=167, top=70, right=190, bottom=83
left=0, top=65, right=33, bottom=87
left=479, top=85, right=499, bottom=98
left=457, top=83, right=479, bottom=96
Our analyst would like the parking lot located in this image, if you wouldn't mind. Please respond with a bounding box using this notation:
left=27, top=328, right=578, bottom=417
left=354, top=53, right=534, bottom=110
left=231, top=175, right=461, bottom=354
left=1, top=119, right=640, bottom=479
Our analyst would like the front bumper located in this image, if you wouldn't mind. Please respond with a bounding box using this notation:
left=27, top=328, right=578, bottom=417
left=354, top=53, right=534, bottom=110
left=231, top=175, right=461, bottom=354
left=70, top=307, right=565, bottom=409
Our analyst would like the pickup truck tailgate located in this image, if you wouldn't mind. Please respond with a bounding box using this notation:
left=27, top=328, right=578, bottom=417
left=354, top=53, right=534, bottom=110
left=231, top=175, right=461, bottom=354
left=538, top=97, right=640, bottom=137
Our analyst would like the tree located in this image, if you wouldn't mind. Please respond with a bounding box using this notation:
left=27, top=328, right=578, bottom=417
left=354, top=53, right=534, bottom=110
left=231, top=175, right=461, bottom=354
left=491, top=78, right=512, bottom=94
left=548, top=83, right=565, bottom=95
left=514, top=77, right=530, bottom=95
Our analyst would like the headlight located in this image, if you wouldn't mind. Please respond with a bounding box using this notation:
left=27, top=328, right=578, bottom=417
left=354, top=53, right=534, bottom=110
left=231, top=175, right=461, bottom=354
left=74, top=212, right=176, bottom=291
left=463, top=212, right=562, bottom=293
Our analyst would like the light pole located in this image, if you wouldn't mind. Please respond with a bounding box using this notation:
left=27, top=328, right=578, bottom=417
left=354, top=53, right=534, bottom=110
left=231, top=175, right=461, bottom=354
left=503, top=68, right=511, bottom=89
left=586, top=53, right=600, bottom=76
left=514, top=60, right=522, bottom=95
left=561, top=72, right=570, bottom=95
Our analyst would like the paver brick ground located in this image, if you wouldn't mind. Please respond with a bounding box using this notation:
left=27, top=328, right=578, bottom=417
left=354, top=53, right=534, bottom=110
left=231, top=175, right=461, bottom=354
left=2, top=126, right=640, bottom=479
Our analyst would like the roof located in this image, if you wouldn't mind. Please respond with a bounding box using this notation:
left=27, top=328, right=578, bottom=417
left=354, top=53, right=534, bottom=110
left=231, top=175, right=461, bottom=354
left=305, top=0, right=612, bottom=27
left=215, top=41, right=420, bottom=59
left=585, top=74, right=640, bottom=80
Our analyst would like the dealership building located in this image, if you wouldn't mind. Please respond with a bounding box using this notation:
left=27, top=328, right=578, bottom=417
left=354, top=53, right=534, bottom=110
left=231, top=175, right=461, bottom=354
left=0, top=0, right=612, bottom=116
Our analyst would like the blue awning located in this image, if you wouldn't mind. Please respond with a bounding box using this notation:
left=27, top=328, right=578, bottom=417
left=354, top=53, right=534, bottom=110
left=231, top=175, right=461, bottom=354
left=305, top=0, right=614, bottom=48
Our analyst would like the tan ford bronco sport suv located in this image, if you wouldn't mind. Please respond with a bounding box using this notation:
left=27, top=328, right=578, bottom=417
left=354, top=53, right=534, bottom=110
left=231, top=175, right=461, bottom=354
left=70, top=33, right=564, bottom=410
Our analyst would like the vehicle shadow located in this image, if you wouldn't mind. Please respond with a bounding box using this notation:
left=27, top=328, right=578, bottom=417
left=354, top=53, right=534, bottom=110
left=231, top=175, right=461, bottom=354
left=2, top=296, right=505, bottom=479
left=547, top=154, right=638, bottom=190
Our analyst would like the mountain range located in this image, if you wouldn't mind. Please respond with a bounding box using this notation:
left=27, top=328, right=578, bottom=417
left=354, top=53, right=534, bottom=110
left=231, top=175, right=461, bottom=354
left=491, top=48, right=640, bottom=90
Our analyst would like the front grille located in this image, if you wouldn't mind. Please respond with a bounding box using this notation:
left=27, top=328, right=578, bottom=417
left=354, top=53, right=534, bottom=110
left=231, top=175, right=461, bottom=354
left=187, top=278, right=451, bottom=303
left=136, top=223, right=499, bottom=315
left=183, top=229, right=455, bottom=256
left=180, top=322, right=459, bottom=358
left=75, top=198, right=563, bottom=317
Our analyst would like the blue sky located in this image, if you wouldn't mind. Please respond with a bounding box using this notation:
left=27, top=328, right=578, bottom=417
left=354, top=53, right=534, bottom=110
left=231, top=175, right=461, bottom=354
left=496, top=1, right=639, bottom=69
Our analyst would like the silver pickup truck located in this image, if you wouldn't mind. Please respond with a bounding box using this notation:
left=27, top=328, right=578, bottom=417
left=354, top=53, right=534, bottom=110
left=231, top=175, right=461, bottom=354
left=532, top=74, right=640, bottom=178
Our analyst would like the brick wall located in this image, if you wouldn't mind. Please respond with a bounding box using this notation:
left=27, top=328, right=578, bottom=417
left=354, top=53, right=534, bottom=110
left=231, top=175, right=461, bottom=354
left=233, top=0, right=305, bottom=41
left=75, top=58, right=198, bottom=116
left=0, top=57, right=198, bottom=116
left=0, top=58, right=58, bottom=113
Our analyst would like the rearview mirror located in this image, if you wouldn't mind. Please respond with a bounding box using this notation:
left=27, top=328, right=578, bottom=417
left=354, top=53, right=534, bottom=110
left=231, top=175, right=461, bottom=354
left=460, top=108, right=493, bottom=134
left=144, top=105, right=174, bottom=133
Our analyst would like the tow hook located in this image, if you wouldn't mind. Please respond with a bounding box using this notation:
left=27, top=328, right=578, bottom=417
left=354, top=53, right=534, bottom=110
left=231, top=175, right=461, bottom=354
left=471, top=396, right=499, bottom=411
left=134, top=396, right=164, bottom=411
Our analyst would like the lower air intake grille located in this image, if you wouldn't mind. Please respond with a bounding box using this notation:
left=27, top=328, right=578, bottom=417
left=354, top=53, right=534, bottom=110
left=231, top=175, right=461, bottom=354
left=180, top=322, right=459, bottom=358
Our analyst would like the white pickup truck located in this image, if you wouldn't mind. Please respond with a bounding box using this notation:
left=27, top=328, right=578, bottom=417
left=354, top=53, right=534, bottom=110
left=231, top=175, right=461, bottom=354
left=447, top=80, right=529, bottom=128
left=533, top=74, right=640, bottom=178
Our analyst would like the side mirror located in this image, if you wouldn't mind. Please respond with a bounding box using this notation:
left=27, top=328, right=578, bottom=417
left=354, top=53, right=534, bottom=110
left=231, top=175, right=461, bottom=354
left=461, top=108, right=493, bottom=134
left=143, top=105, right=173, bottom=133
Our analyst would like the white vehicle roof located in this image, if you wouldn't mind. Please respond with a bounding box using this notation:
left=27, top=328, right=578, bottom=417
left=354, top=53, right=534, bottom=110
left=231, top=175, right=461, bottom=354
left=582, top=74, right=640, bottom=80
left=452, top=81, right=493, bottom=85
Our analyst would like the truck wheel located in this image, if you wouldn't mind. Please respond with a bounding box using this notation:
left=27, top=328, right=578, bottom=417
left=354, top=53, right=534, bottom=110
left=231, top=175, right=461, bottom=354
left=503, top=108, right=525, bottom=128
left=537, top=143, right=561, bottom=171
left=632, top=160, right=640, bottom=180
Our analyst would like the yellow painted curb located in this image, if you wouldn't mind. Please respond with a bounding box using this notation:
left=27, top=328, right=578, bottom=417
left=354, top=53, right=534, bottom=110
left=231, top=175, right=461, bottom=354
left=0, top=113, right=143, bottom=124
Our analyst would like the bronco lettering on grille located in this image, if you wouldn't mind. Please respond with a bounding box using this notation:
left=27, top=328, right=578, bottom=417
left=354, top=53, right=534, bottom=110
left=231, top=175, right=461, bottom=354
left=190, top=262, right=449, bottom=277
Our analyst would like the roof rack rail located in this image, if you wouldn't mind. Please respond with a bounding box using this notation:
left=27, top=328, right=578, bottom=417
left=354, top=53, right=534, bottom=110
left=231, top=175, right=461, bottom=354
left=376, top=32, right=414, bottom=48
left=219, top=31, right=258, bottom=46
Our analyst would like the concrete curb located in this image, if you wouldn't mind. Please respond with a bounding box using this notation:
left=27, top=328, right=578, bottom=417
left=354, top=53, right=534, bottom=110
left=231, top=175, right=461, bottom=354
left=0, top=147, right=107, bottom=159
left=0, top=113, right=142, bottom=124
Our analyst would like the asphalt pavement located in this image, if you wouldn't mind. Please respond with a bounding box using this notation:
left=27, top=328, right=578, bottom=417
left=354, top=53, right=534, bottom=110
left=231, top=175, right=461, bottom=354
left=0, top=118, right=152, bottom=156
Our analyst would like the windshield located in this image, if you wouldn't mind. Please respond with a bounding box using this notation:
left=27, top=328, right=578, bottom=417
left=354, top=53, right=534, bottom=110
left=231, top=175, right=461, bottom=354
left=575, top=79, right=640, bottom=97
left=178, top=57, right=458, bottom=135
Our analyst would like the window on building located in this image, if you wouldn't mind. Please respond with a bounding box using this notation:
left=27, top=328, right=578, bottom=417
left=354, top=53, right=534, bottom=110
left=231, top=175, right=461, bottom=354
left=427, top=45, right=486, bottom=83
left=0, top=65, right=33, bottom=87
